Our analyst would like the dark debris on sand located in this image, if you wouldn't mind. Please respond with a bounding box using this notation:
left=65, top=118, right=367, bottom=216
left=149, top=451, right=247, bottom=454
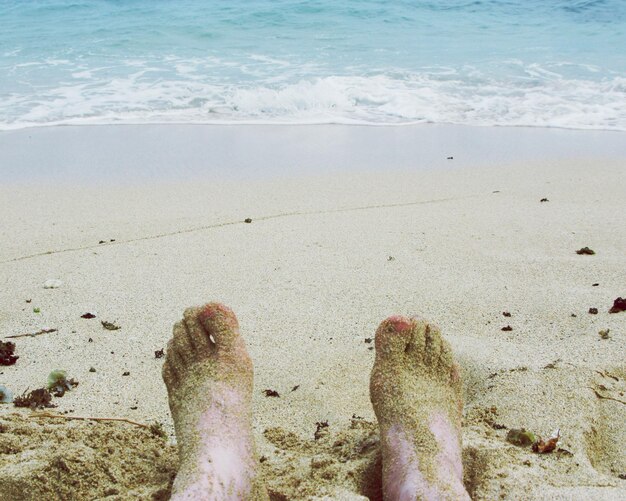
left=314, top=421, right=329, bottom=440
left=263, top=389, right=280, bottom=398
left=101, top=321, right=121, bottom=331
left=0, top=341, right=18, bottom=366
left=154, top=348, right=165, bottom=359
left=14, top=388, right=55, bottom=410
left=49, top=375, right=79, bottom=398
left=589, top=308, right=598, bottom=315
left=501, top=325, right=513, bottom=332
left=609, top=297, right=626, bottom=314
left=81, top=312, right=96, bottom=319
left=576, top=247, right=595, bottom=255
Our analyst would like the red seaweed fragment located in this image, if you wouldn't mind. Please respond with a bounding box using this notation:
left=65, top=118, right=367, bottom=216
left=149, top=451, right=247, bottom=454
left=576, top=247, right=595, bottom=255
left=14, top=388, right=55, bottom=409
left=609, top=297, right=626, bottom=314
left=533, top=430, right=560, bottom=454
left=81, top=312, right=96, bottom=319
left=0, top=341, right=18, bottom=366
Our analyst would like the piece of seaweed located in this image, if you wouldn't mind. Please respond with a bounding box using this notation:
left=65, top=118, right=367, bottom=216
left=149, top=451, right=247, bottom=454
left=314, top=421, right=329, bottom=440
left=0, top=341, right=18, bottom=366
left=609, top=297, right=626, bottom=314
left=576, top=247, right=595, bottom=255
left=14, top=388, right=55, bottom=409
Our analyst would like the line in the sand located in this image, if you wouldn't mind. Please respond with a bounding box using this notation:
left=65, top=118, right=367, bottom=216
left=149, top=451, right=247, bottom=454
left=2, top=193, right=482, bottom=264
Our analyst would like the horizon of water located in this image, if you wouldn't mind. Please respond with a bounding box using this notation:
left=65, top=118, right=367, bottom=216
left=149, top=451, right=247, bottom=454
left=1, top=0, right=626, bottom=131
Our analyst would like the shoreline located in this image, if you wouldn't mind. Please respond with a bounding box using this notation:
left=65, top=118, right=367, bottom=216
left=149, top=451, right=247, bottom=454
left=5, top=120, right=626, bottom=133
left=1, top=124, right=625, bottom=499
left=2, top=123, right=626, bottom=184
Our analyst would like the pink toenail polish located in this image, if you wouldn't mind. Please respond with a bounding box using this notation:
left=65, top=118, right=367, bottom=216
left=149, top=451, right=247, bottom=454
left=388, top=315, right=412, bottom=333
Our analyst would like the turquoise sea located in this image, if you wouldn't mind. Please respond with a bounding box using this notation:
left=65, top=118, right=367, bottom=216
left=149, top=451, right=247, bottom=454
left=1, top=0, right=625, bottom=130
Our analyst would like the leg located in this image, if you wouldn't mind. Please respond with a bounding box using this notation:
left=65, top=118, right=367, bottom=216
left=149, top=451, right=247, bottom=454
left=162, top=303, right=268, bottom=500
left=370, top=315, right=470, bottom=501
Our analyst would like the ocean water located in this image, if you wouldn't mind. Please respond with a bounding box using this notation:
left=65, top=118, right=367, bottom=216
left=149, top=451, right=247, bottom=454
left=1, top=0, right=625, bottom=130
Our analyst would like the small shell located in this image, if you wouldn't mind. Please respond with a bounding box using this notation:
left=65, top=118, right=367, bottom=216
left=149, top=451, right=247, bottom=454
left=0, top=385, right=13, bottom=403
left=43, top=279, right=63, bottom=289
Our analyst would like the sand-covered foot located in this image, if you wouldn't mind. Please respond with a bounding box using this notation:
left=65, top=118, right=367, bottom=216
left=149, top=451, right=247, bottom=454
left=162, top=303, right=268, bottom=500
left=370, top=315, right=469, bottom=501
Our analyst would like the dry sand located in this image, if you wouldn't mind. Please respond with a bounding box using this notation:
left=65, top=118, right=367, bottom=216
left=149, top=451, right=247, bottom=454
left=0, top=124, right=625, bottom=500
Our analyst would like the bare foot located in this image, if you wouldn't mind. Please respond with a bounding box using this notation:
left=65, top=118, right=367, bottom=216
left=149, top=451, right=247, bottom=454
left=370, top=315, right=469, bottom=501
left=162, top=303, right=268, bottom=500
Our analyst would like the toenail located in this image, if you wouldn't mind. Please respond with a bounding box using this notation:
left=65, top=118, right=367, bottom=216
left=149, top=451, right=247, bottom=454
left=201, top=303, right=234, bottom=320
left=201, top=305, right=218, bottom=319
left=387, top=315, right=412, bottom=333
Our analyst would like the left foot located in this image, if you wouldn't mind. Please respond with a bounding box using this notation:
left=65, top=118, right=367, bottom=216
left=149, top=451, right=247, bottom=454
left=370, top=315, right=469, bottom=501
left=162, top=303, right=268, bottom=500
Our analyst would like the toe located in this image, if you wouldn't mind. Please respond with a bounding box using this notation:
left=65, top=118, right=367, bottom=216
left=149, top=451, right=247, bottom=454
left=438, top=336, right=455, bottom=370
left=197, top=302, right=241, bottom=352
left=161, top=357, right=178, bottom=387
left=183, top=306, right=214, bottom=354
left=171, top=320, right=194, bottom=363
left=375, top=315, right=415, bottom=356
left=163, top=338, right=184, bottom=383
left=422, top=321, right=443, bottom=366
left=165, top=338, right=187, bottom=374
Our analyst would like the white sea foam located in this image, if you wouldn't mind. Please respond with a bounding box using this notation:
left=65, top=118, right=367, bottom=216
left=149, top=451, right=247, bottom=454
left=1, top=70, right=625, bottom=131
left=2, top=0, right=625, bottom=131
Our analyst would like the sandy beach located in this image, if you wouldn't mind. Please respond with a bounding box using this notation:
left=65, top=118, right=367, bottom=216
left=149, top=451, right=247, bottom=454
left=1, top=124, right=625, bottom=500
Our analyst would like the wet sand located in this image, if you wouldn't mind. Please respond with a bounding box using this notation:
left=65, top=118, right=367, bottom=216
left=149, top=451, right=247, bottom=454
left=1, top=124, right=625, bottom=499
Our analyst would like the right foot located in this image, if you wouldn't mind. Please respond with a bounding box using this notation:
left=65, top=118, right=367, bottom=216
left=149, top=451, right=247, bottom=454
left=370, top=315, right=469, bottom=501
left=162, top=303, right=268, bottom=500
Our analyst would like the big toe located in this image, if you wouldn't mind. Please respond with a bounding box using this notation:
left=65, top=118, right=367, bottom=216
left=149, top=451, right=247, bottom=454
left=195, top=302, right=241, bottom=352
left=374, top=315, right=417, bottom=356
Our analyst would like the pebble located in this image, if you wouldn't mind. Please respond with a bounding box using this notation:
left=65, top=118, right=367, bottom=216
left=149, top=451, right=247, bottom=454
left=43, top=279, right=63, bottom=289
